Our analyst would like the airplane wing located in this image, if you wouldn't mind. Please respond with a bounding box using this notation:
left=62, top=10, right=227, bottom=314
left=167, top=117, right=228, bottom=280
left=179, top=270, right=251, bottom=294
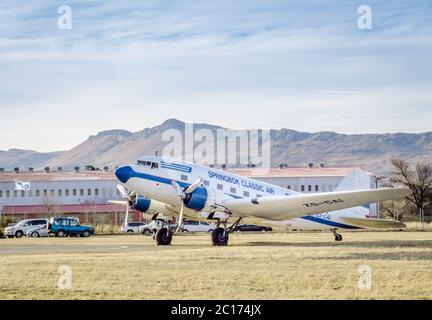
left=221, top=188, right=410, bottom=221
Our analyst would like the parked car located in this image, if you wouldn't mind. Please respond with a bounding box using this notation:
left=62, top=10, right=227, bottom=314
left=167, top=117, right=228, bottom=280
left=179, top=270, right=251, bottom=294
left=121, top=222, right=147, bottom=233
left=233, top=224, right=273, bottom=232
left=4, top=219, right=48, bottom=238
left=137, top=223, right=153, bottom=236
left=181, top=220, right=215, bottom=233
left=26, top=224, right=50, bottom=238
left=47, top=217, right=94, bottom=237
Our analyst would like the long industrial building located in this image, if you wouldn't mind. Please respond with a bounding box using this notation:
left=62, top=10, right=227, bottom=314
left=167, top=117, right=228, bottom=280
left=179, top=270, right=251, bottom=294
left=0, top=164, right=380, bottom=223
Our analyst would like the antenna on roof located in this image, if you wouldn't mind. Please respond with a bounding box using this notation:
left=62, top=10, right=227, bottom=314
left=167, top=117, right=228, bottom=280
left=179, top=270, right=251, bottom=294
left=155, top=150, right=158, bottom=157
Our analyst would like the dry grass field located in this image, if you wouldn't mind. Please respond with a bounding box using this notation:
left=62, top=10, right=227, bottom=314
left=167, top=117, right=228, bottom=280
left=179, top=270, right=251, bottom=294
left=1, top=231, right=432, bottom=300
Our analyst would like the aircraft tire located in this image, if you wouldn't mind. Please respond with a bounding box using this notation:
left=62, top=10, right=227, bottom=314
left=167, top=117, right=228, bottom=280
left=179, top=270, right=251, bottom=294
left=211, top=227, right=229, bottom=246
left=155, top=228, right=173, bottom=246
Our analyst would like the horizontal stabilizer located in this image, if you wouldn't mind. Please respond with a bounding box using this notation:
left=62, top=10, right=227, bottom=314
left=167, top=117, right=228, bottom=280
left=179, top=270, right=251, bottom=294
left=339, top=217, right=406, bottom=229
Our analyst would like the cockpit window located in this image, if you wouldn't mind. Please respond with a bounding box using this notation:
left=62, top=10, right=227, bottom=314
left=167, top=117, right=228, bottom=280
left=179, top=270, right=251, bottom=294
left=137, top=160, right=159, bottom=169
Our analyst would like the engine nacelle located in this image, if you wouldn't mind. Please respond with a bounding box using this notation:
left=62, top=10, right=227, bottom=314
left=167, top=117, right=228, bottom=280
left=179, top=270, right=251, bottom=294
left=131, top=195, right=177, bottom=219
left=131, top=196, right=152, bottom=213
left=183, top=186, right=213, bottom=212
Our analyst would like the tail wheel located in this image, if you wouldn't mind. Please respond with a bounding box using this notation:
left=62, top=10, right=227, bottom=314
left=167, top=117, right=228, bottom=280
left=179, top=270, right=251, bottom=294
left=155, top=228, right=173, bottom=246
left=335, top=234, right=343, bottom=241
left=211, top=227, right=229, bottom=246
left=56, top=230, right=66, bottom=238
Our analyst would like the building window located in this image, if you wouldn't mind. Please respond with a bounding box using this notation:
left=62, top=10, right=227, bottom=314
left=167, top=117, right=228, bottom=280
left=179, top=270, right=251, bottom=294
left=243, top=191, right=250, bottom=197
left=80, top=189, right=84, bottom=196
left=65, top=189, right=70, bottom=196
left=217, top=184, right=223, bottom=190
left=308, top=185, right=312, bottom=192
left=14, top=190, right=17, bottom=197
left=230, top=187, right=237, bottom=194
left=21, top=190, right=25, bottom=197
left=50, top=190, right=55, bottom=197
left=73, top=189, right=77, bottom=196
left=95, top=189, right=99, bottom=196
left=180, top=175, right=188, bottom=181
left=6, top=190, right=10, bottom=197
left=315, top=185, right=319, bottom=192
left=36, top=190, right=40, bottom=197
left=0, top=190, right=2, bottom=198
left=301, top=185, right=305, bottom=192
left=58, top=189, right=62, bottom=197
left=44, top=190, right=48, bottom=197
left=287, top=185, right=291, bottom=190
left=88, top=189, right=92, bottom=196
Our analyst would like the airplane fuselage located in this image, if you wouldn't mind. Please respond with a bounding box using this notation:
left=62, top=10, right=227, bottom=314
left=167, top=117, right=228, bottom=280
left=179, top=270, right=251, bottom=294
left=115, top=156, right=368, bottom=231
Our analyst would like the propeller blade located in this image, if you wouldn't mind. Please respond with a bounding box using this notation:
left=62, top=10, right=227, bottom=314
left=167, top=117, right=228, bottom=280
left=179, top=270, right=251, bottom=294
left=170, top=180, right=184, bottom=197
left=108, top=200, right=128, bottom=206
left=117, top=184, right=128, bottom=198
left=185, top=177, right=203, bottom=194
left=175, top=201, right=185, bottom=234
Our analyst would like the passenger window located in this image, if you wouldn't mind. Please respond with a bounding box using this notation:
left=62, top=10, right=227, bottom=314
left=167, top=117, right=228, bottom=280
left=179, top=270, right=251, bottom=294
left=61, top=220, right=69, bottom=226
left=203, top=180, right=210, bottom=187
left=256, top=194, right=262, bottom=198
left=181, top=175, right=188, bottom=182
left=217, top=184, right=223, bottom=190
left=230, top=187, right=237, bottom=194
left=70, top=220, right=78, bottom=227
left=243, top=191, right=250, bottom=197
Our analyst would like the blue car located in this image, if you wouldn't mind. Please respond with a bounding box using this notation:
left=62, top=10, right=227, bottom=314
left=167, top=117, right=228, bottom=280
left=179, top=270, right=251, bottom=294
left=48, top=217, right=95, bottom=237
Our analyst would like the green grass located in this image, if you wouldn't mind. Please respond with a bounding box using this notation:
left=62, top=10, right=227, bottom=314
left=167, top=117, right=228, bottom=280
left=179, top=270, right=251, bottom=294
left=1, top=231, right=432, bottom=300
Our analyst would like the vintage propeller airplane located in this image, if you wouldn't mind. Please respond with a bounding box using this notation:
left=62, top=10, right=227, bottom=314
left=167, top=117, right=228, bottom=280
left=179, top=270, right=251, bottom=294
left=110, top=156, right=409, bottom=246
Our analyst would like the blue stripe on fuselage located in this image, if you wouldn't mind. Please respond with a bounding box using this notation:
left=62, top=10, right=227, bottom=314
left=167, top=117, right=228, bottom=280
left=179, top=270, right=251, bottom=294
left=120, top=166, right=190, bottom=188
left=300, top=215, right=360, bottom=229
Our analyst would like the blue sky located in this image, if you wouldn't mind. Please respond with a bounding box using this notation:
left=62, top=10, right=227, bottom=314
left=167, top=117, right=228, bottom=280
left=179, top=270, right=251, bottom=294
left=0, top=0, right=431, bottom=151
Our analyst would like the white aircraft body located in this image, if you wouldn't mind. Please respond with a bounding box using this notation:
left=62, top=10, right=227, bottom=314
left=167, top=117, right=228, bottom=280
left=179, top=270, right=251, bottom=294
left=112, top=156, right=409, bottom=246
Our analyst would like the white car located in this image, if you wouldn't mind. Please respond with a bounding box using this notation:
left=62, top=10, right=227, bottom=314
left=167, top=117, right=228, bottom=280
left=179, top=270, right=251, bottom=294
left=120, top=222, right=147, bottom=233
left=26, top=224, right=50, bottom=238
left=4, top=219, right=48, bottom=238
left=137, top=224, right=153, bottom=236
left=181, top=220, right=215, bottom=233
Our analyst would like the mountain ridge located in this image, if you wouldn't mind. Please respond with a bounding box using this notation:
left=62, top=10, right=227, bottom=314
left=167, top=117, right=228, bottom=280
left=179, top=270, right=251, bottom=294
left=0, top=119, right=431, bottom=175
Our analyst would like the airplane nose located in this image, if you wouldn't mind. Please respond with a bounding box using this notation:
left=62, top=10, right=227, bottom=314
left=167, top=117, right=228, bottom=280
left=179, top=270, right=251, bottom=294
left=115, top=166, right=132, bottom=184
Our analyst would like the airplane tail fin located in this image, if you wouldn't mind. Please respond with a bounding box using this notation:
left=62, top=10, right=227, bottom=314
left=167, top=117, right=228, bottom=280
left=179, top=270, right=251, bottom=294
left=334, top=169, right=372, bottom=217
left=335, top=168, right=371, bottom=192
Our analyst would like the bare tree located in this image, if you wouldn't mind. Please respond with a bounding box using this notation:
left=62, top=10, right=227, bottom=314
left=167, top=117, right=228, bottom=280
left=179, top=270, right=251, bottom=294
left=389, top=159, right=432, bottom=217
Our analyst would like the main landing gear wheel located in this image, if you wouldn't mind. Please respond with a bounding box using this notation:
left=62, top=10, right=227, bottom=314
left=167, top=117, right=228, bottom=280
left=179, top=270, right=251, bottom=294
left=155, top=228, right=173, bottom=246
left=332, top=229, right=343, bottom=241
left=211, top=227, right=229, bottom=246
